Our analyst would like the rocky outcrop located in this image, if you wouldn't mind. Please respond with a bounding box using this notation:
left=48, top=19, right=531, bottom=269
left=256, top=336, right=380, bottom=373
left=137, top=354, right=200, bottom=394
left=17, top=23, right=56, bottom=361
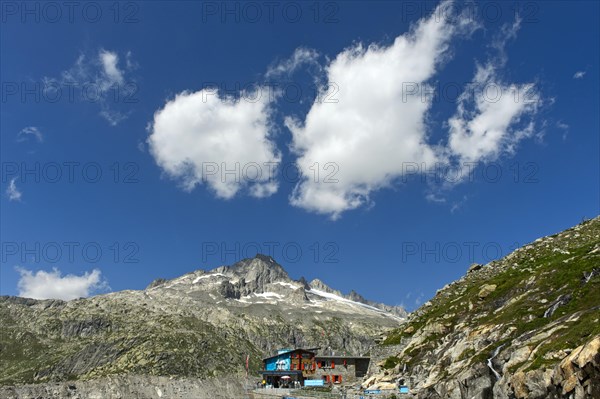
left=309, top=278, right=344, bottom=296
left=364, top=216, right=600, bottom=398
left=347, top=290, right=408, bottom=318
left=146, top=278, right=167, bottom=289
left=468, top=263, right=483, bottom=273
left=214, top=255, right=291, bottom=296
left=550, top=336, right=600, bottom=398
left=61, top=318, right=113, bottom=338
left=477, top=284, right=497, bottom=299
left=217, top=280, right=241, bottom=299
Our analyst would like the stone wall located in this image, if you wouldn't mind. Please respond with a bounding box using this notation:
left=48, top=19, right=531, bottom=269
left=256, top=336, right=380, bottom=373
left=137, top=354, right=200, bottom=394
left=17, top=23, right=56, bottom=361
left=313, top=357, right=370, bottom=385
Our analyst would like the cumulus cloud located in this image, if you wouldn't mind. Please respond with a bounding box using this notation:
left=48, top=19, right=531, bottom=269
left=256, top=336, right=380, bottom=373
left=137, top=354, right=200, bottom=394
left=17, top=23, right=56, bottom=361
left=6, top=178, right=22, bottom=201
left=16, top=267, right=108, bottom=301
left=45, top=49, right=135, bottom=126
left=17, top=126, right=43, bottom=143
left=146, top=2, right=543, bottom=219
left=447, top=17, right=541, bottom=164
left=573, top=71, right=586, bottom=79
left=148, top=88, right=281, bottom=199
left=286, top=1, right=473, bottom=218
left=447, top=66, right=539, bottom=163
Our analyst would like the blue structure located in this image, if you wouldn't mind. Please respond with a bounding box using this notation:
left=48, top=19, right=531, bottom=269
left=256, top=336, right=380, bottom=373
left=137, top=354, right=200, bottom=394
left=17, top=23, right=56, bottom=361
left=260, top=348, right=319, bottom=388
left=264, top=351, right=292, bottom=371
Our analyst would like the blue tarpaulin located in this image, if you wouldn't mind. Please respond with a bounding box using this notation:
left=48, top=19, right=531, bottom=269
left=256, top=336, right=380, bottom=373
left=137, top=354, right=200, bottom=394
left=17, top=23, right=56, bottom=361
left=304, top=379, right=325, bottom=387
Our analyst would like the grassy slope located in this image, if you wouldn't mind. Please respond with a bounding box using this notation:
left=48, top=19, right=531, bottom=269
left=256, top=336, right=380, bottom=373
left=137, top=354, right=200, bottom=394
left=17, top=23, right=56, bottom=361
left=381, top=217, right=600, bottom=375
left=0, top=298, right=263, bottom=385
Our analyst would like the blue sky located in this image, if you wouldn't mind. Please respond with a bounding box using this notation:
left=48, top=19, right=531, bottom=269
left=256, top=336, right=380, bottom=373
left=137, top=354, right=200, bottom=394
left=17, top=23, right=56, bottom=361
left=1, top=1, right=598, bottom=310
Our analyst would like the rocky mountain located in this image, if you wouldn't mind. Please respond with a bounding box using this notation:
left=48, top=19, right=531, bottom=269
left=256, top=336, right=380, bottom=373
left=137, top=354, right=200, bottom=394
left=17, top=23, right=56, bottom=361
left=364, top=217, right=600, bottom=399
left=4, top=218, right=598, bottom=399
left=0, top=254, right=404, bottom=398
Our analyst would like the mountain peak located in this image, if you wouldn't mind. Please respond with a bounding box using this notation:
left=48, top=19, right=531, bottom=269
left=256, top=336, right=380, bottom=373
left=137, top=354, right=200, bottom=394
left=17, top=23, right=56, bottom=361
left=207, top=255, right=292, bottom=297
left=221, top=254, right=289, bottom=279
left=254, top=253, right=276, bottom=263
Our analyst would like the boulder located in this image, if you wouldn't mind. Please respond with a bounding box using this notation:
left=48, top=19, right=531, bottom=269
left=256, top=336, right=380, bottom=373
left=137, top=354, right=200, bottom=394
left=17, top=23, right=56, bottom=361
left=468, top=263, right=483, bottom=273
left=478, top=284, right=497, bottom=299
left=374, top=382, right=397, bottom=390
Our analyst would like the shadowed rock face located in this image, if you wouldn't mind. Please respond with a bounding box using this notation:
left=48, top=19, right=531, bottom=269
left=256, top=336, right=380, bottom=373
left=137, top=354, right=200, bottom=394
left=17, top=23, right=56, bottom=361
left=61, top=319, right=112, bottom=338
left=0, top=254, right=405, bottom=398
left=365, top=216, right=600, bottom=399
left=213, top=255, right=293, bottom=297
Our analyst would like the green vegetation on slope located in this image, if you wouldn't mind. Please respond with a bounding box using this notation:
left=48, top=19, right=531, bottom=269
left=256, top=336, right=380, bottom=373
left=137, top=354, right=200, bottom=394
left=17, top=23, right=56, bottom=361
left=382, top=217, right=600, bottom=377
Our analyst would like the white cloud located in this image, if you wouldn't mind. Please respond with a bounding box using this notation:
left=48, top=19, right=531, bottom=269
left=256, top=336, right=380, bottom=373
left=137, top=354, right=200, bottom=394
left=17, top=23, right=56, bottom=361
left=99, top=109, right=128, bottom=127
left=249, top=180, right=279, bottom=198
left=45, top=49, right=135, bottom=126
left=491, top=15, right=521, bottom=55
left=447, top=65, right=539, bottom=163
left=144, top=4, right=542, bottom=218
left=426, top=193, right=446, bottom=203
left=6, top=178, right=22, bottom=201
left=125, top=50, right=138, bottom=70
left=573, top=71, right=586, bottom=79
left=148, top=88, right=281, bottom=199
left=556, top=121, right=569, bottom=140
left=99, top=49, right=125, bottom=86
left=447, top=17, right=541, bottom=164
left=266, top=47, right=321, bottom=78
left=58, top=54, right=88, bottom=83
left=286, top=1, right=473, bottom=219
left=16, top=267, right=108, bottom=301
left=17, top=126, right=43, bottom=143
left=450, top=195, right=468, bottom=213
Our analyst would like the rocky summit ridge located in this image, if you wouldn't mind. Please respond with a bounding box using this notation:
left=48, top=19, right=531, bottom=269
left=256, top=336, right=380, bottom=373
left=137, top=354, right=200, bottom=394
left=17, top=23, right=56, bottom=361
left=146, top=254, right=407, bottom=318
